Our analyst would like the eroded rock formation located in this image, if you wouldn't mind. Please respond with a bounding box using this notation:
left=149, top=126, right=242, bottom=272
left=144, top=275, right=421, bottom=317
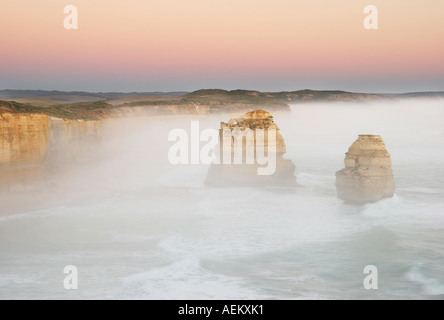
left=336, top=135, right=395, bottom=203
left=205, top=110, right=296, bottom=187
left=220, top=110, right=287, bottom=154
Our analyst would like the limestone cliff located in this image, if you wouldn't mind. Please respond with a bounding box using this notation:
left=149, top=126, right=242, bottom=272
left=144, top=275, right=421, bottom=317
left=0, top=113, right=102, bottom=191
left=336, top=135, right=395, bottom=203
left=0, top=113, right=49, bottom=166
left=47, top=117, right=102, bottom=164
left=0, top=113, right=49, bottom=191
left=205, top=110, right=296, bottom=187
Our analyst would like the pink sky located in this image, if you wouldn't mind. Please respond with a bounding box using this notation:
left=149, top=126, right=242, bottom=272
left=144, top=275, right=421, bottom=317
left=0, top=0, right=443, bottom=92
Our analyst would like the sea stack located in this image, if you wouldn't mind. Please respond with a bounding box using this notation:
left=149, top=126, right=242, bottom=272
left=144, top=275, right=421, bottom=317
left=336, top=135, right=395, bottom=203
left=205, top=110, right=296, bottom=187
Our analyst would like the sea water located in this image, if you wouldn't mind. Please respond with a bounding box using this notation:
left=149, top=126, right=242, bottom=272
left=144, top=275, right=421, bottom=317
left=0, top=99, right=443, bottom=299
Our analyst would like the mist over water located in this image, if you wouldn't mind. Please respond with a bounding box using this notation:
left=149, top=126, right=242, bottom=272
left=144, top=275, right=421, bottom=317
left=1, top=99, right=444, bottom=299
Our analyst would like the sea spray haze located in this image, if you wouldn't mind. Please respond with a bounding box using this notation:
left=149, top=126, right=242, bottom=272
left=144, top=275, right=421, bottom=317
left=0, top=99, right=444, bottom=299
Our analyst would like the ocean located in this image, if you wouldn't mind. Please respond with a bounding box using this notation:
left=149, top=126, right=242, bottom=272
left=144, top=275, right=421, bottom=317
left=1, top=99, right=443, bottom=299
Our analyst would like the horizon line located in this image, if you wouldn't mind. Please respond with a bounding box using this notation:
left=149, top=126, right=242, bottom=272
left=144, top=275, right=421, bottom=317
left=1, top=88, right=444, bottom=96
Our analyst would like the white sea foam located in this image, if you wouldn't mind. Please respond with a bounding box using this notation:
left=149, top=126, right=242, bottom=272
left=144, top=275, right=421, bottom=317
left=1, top=100, right=444, bottom=299
left=405, top=267, right=444, bottom=296
left=121, top=258, right=270, bottom=300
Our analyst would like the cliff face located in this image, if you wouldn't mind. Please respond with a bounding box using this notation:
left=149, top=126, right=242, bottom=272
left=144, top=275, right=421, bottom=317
left=336, top=135, right=395, bottom=203
left=0, top=113, right=49, bottom=191
left=0, top=113, right=49, bottom=166
left=114, top=102, right=287, bottom=117
left=114, top=104, right=211, bottom=117
left=0, top=113, right=102, bottom=168
left=48, top=117, right=102, bottom=165
left=0, top=113, right=102, bottom=191
left=266, top=90, right=386, bottom=103
left=205, top=110, right=296, bottom=187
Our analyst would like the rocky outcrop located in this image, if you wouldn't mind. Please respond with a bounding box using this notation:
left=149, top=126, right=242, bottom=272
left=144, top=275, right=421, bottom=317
left=336, top=135, right=395, bottom=203
left=219, top=110, right=287, bottom=154
left=205, top=110, right=296, bottom=187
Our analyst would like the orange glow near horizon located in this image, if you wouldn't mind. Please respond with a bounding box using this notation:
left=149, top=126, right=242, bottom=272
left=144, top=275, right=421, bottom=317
left=0, top=0, right=443, bottom=90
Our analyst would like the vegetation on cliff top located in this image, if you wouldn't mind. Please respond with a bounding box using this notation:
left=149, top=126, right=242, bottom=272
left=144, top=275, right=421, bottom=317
left=118, top=89, right=386, bottom=108
left=117, top=89, right=289, bottom=110
left=265, top=89, right=385, bottom=102
left=0, top=89, right=389, bottom=120
left=0, top=100, right=114, bottom=120
left=182, top=89, right=288, bottom=106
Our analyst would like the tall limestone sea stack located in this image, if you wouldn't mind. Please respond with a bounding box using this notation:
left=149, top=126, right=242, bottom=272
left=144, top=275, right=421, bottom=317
left=205, top=110, right=296, bottom=187
left=219, top=110, right=287, bottom=154
left=336, top=135, right=395, bottom=203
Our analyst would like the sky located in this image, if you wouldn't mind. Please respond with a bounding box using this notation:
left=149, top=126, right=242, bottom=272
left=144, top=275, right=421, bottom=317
left=0, top=0, right=443, bottom=93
